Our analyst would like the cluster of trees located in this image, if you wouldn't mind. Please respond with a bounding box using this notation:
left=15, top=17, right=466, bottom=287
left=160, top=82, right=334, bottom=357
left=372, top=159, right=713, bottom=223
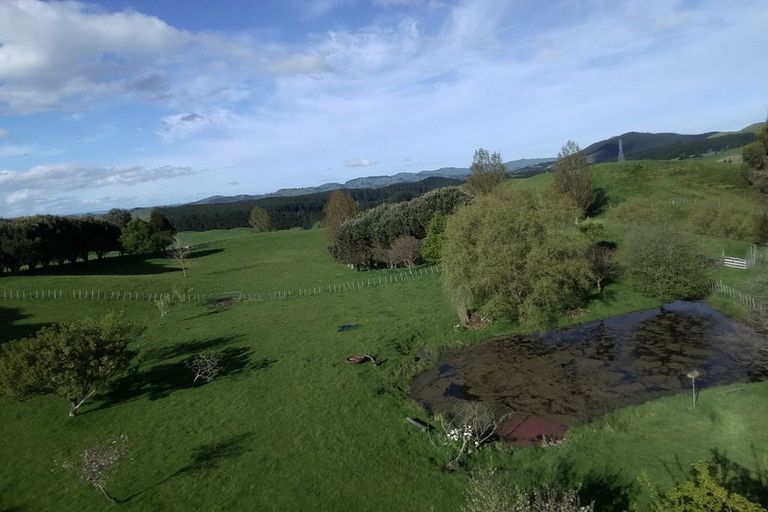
left=0, top=209, right=178, bottom=274
left=0, top=216, right=121, bottom=273
left=328, top=187, right=470, bottom=268
left=158, top=177, right=462, bottom=232
left=120, top=211, right=176, bottom=254
left=441, top=142, right=708, bottom=328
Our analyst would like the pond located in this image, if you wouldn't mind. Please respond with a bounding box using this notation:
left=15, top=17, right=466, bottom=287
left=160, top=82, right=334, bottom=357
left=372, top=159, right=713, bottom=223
left=412, top=302, right=764, bottom=429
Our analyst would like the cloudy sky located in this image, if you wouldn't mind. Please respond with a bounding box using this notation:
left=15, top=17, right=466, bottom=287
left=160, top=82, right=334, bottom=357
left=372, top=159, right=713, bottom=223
left=0, top=0, right=766, bottom=216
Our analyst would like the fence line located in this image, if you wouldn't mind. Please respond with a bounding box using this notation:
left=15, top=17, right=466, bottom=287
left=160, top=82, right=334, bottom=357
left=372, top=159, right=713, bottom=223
left=709, top=280, right=768, bottom=313
left=0, top=265, right=442, bottom=304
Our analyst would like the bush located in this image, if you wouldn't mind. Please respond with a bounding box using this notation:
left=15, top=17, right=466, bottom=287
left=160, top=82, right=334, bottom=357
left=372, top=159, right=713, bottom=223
left=646, top=462, right=764, bottom=512
left=690, top=200, right=756, bottom=241
left=623, top=226, right=709, bottom=301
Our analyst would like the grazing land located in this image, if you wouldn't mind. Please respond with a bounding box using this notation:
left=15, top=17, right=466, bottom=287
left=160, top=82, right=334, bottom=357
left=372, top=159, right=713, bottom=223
left=1, top=161, right=767, bottom=511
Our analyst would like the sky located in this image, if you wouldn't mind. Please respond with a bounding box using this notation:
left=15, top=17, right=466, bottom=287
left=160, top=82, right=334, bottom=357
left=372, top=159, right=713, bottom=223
left=0, top=0, right=766, bottom=217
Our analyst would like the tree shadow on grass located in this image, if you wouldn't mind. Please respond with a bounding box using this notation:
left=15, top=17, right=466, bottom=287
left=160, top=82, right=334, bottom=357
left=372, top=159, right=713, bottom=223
left=23, top=254, right=179, bottom=276
left=578, top=471, right=635, bottom=512
left=142, top=336, right=241, bottom=363
left=709, top=447, right=768, bottom=507
left=96, top=346, right=273, bottom=410
left=552, top=460, right=635, bottom=512
left=186, top=248, right=224, bottom=260
left=0, top=306, right=50, bottom=345
left=120, top=432, right=254, bottom=503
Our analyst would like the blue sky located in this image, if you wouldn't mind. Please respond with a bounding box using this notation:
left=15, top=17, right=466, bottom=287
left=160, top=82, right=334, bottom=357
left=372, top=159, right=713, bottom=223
left=0, top=0, right=766, bottom=216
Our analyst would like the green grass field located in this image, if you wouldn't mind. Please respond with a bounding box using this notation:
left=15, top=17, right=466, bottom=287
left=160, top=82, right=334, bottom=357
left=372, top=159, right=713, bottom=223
left=1, top=161, right=767, bottom=511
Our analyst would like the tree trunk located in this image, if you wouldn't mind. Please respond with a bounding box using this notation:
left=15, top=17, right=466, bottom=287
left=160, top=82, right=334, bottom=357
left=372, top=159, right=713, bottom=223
left=596, top=277, right=603, bottom=293
left=69, top=400, right=78, bottom=417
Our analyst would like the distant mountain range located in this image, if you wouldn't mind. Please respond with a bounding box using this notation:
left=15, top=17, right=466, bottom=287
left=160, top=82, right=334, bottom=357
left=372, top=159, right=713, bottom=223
left=190, top=158, right=554, bottom=205
left=186, top=122, right=763, bottom=206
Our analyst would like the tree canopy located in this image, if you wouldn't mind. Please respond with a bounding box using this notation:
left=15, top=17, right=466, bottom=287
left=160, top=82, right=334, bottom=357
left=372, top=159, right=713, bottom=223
left=0, top=314, right=136, bottom=417
left=442, top=188, right=594, bottom=328
left=323, top=190, right=359, bottom=241
left=552, top=140, right=596, bottom=216
left=248, top=206, right=271, bottom=232
left=466, top=148, right=507, bottom=195
left=120, top=218, right=167, bottom=255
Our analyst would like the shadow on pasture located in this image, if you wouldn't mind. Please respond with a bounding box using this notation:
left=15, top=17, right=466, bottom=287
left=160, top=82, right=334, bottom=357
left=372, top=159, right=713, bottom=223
left=186, top=248, right=224, bottom=260
left=174, top=432, right=255, bottom=475
left=120, top=432, right=254, bottom=503
left=551, top=461, right=635, bottom=512
left=709, top=448, right=768, bottom=507
left=578, top=471, right=635, bottom=512
left=22, top=254, right=179, bottom=277
left=97, top=346, right=271, bottom=409
left=142, top=336, right=241, bottom=363
left=0, top=306, right=49, bottom=345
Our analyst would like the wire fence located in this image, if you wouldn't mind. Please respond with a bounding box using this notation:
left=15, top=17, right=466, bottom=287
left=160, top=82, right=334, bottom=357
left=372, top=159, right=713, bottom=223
left=0, top=265, right=442, bottom=304
left=709, top=280, right=768, bottom=313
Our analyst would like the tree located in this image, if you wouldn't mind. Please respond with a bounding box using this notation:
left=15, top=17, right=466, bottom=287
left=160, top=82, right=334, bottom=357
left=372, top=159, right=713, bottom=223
left=187, top=351, right=223, bottom=383
left=120, top=219, right=166, bottom=254
left=552, top=140, right=596, bottom=216
left=149, top=210, right=176, bottom=244
left=422, top=212, right=447, bottom=264
left=248, top=206, right=271, bottom=232
left=587, top=242, right=618, bottom=293
left=168, top=235, right=192, bottom=276
left=323, top=190, right=358, bottom=241
left=442, top=188, right=594, bottom=328
left=71, top=435, right=129, bottom=503
left=104, top=208, right=132, bottom=229
left=624, top=226, right=709, bottom=301
left=742, top=121, right=768, bottom=192
left=466, top=148, right=507, bottom=195
left=0, top=314, right=136, bottom=417
left=433, top=402, right=499, bottom=470
left=388, top=235, right=421, bottom=271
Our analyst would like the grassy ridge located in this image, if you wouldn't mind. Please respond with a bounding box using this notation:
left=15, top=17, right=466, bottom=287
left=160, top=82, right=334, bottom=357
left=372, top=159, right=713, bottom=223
left=1, top=160, right=766, bottom=511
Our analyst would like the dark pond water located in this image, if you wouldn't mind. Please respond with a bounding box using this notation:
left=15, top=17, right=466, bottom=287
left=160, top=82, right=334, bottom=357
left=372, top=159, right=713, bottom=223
left=412, top=302, right=764, bottom=424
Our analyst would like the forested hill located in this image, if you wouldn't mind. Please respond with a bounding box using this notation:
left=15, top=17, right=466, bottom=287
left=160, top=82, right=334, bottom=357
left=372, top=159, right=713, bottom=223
left=584, top=131, right=756, bottom=162
left=158, top=176, right=463, bottom=232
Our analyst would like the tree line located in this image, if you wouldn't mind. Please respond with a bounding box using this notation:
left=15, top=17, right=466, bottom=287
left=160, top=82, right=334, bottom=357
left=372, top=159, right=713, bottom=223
left=328, top=187, right=471, bottom=269
left=0, top=210, right=177, bottom=275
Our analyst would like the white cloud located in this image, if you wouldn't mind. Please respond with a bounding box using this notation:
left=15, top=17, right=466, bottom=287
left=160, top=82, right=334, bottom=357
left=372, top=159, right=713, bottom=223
left=344, top=158, right=378, bottom=167
left=0, top=0, right=187, bottom=113
left=0, top=128, right=9, bottom=139
left=0, top=163, right=196, bottom=215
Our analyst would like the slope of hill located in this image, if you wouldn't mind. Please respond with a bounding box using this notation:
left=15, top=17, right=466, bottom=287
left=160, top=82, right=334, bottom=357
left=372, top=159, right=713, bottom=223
left=584, top=124, right=758, bottom=163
